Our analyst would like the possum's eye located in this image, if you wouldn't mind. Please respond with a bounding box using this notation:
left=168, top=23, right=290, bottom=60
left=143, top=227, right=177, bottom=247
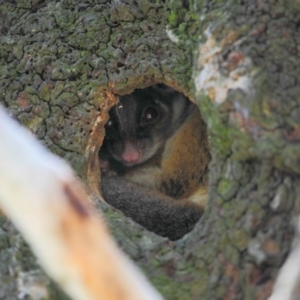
left=106, top=119, right=114, bottom=129
left=142, top=107, right=158, bottom=124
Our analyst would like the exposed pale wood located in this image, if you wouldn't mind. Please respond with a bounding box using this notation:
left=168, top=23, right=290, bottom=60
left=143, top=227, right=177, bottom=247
left=86, top=88, right=118, bottom=201
left=268, top=217, right=300, bottom=300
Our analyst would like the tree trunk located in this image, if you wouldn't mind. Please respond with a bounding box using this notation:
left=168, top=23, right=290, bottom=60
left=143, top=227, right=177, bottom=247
left=0, top=0, right=298, bottom=299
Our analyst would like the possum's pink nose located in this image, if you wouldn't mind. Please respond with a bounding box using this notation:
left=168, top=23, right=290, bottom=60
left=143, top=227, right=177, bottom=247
left=122, top=142, right=141, bottom=163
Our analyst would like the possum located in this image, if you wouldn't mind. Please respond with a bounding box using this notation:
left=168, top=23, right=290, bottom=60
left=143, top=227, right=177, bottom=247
left=99, top=84, right=210, bottom=240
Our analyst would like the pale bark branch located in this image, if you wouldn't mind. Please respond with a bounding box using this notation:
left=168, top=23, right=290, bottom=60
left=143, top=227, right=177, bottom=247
left=268, top=217, right=300, bottom=300
left=0, top=105, right=163, bottom=300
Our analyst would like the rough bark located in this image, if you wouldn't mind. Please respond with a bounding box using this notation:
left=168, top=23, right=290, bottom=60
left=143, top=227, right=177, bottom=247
left=0, top=0, right=299, bottom=299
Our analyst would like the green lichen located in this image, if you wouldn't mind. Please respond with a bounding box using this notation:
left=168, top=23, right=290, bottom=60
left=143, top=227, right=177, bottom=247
left=48, top=281, right=71, bottom=300
left=0, top=215, right=7, bottom=227
left=0, top=229, right=9, bottom=250
left=198, top=95, right=233, bottom=157
left=152, top=271, right=207, bottom=300
left=15, top=238, right=38, bottom=272
left=216, top=284, right=227, bottom=298
left=168, top=11, right=180, bottom=27
left=217, top=179, right=240, bottom=201
left=228, top=229, right=249, bottom=252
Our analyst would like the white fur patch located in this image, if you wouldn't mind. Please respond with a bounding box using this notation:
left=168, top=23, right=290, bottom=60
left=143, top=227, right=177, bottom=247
left=188, top=187, right=208, bottom=208
left=125, top=166, right=161, bottom=189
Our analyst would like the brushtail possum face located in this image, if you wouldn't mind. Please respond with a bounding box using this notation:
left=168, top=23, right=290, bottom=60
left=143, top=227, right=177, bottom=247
left=100, top=84, right=209, bottom=240
left=101, top=85, right=193, bottom=168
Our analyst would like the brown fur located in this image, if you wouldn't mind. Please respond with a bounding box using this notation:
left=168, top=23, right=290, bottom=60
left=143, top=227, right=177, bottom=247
left=158, top=108, right=209, bottom=201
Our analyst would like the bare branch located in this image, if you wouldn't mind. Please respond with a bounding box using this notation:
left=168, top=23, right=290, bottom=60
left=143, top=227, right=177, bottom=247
left=268, top=217, right=300, bottom=300
left=0, top=105, right=163, bottom=300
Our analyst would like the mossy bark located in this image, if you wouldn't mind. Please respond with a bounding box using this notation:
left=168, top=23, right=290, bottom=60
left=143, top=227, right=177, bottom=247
left=0, top=0, right=299, bottom=299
